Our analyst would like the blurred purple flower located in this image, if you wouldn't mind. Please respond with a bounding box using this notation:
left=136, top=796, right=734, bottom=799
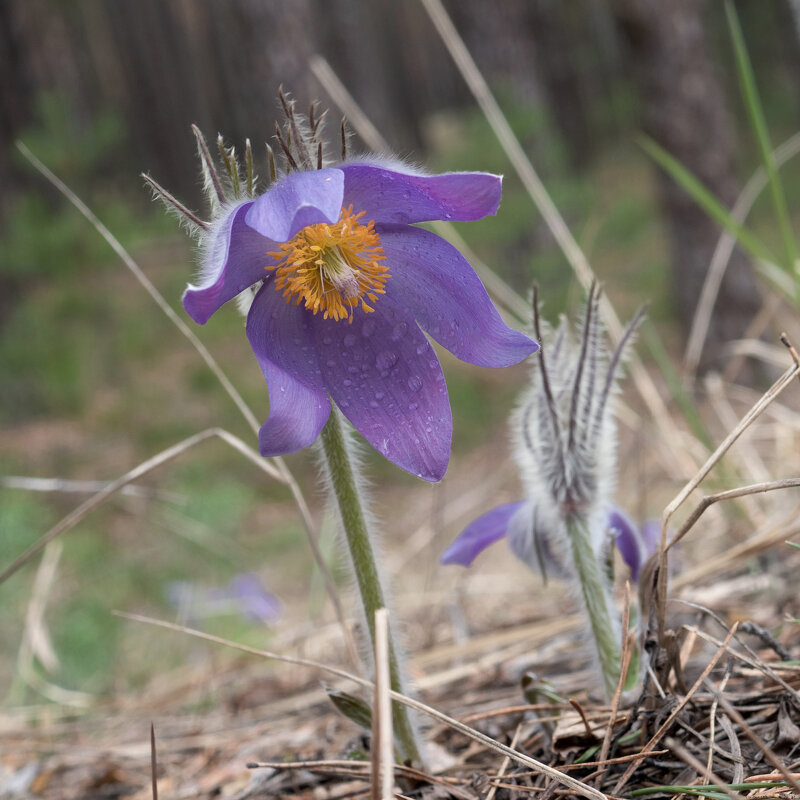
left=167, top=573, right=281, bottom=624
left=442, top=500, right=658, bottom=582
left=606, top=508, right=660, bottom=582
left=183, top=162, right=537, bottom=481
left=227, top=573, right=283, bottom=622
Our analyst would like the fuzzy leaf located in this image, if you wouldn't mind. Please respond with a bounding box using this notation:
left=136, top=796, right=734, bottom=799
left=326, top=689, right=373, bottom=731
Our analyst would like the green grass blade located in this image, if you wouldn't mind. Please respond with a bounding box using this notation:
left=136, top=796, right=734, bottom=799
left=638, top=135, right=776, bottom=268
left=632, top=781, right=790, bottom=798
left=725, top=0, right=798, bottom=295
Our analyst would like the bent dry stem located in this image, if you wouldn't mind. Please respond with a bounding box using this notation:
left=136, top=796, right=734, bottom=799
left=318, top=409, right=422, bottom=766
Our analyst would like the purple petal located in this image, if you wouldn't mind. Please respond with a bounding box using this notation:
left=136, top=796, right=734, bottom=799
left=245, top=169, right=344, bottom=242
left=379, top=224, right=538, bottom=367
left=640, top=520, right=662, bottom=560
left=341, top=163, right=502, bottom=225
left=255, top=357, right=331, bottom=456
left=183, top=201, right=274, bottom=325
left=246, top=282, right=325, bottom=389
left=310, top=299, right=451, bottom=481
left=246, top=286, right=331, bottom=455
left=608, top=506, right=660, bottom=582
left=505, top=502, right=570, bottom=579
left=441, top=501, right=527, bottom=566
left=228, top=573, right=282, bottom=623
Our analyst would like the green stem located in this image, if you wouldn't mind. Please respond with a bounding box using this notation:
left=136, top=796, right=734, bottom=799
left=319, top=408, right=422, bottom=766
left=565, top=515, right=621, bottom=699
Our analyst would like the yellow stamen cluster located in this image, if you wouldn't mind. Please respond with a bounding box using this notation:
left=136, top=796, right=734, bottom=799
left=268, top=205, right=389, bottom=322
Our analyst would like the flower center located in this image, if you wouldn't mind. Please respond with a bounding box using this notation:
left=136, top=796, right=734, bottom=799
left=268, top=205, right=389, bottom=322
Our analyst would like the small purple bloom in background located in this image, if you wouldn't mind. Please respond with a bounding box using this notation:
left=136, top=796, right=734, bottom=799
left=227, top=573, right=283, bottom=622
left=182, top=113, right=537, bottom=481
left=167, top=573, right=281, bottom=624
left=442, top=499, right=659, bottom=582
left=607, top=508, right=660, bottom=582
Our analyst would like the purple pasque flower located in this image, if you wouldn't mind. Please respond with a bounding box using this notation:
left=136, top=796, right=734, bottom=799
left=441, top=499, right=658, bottom=582
left=167, top=572, right=281, bottom=624
left=183, top=115, right=537, bottom=481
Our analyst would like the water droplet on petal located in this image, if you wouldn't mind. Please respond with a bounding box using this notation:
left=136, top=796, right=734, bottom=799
left=343, top=379, right=352, bottom=387
left=322, top=336, right=333, bottom=345
left=369, top=400, right=379, bottom=408
left=376, top=351, right=398, bottom=370
left=361, top=318, right=376, bottom=337
left=407, top=375, right=423, bottom=392
left=391, top=321, right=408, bottom=341
left=408, top=402, right=419, bottom=411
left=375, top=391, right=385, bottom=400
left=343, top=333, right=357, bottom=347
left=326, top=359, right=336, bottom=367
left=416, top=344, right=426, bottom=355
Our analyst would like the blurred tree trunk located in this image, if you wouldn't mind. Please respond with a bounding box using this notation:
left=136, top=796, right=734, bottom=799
left=525, top=0, right=596, bottom=169
left=613, top=0, right=763, bottom=371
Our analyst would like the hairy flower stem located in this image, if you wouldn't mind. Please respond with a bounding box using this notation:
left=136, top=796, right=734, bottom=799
left=319, top=409, right=422, bottom=766
left=565, top=516, right=621, bottom=699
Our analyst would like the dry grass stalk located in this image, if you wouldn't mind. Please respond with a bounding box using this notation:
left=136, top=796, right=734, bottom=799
left=16, top=141, right=260, bottom=436
left=371, top=609, right=394, bottom=800
left=0, top=475, right=183, bottom=501
left=724, top=296, right=792, bottom=383
left=1, top=427, right=217, bottom=586
left=150, top=722, right=159, bottom=800
left=665, top=735, right=748, bottom=800
left=684, top=132, right=800, bottom=377
left=244, top=759, right=476, bottom=798
left=707, top=683, right=800, bottom=795
left=2, top=427, right=287, bottom=576
left=705, top=373, right=771, bottom=489
left=417, top=0, right=691, bottom=481
left=668, top=477, right=800, bottom=553
left=683, top=625, right=800, bottom=703
left=707, top=664, right=732, bottom=782
left=782, top=332, right=800, bottom=371
left=672, top=514, right=800, bottom=588
left=612, top=624, right=738, bottom=794
left=14, top=540, right=95, bottom=707
left=595, top=582, right=634, bottom=781
left=654, top=362, right=799, bottom=639
left=0, top=425, right=363, bottom=673
left=117, top=612, right=610, bottom=800
left=486, top=721, right=524, bottom=800
left=14, top=139, right=358, bottom=668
